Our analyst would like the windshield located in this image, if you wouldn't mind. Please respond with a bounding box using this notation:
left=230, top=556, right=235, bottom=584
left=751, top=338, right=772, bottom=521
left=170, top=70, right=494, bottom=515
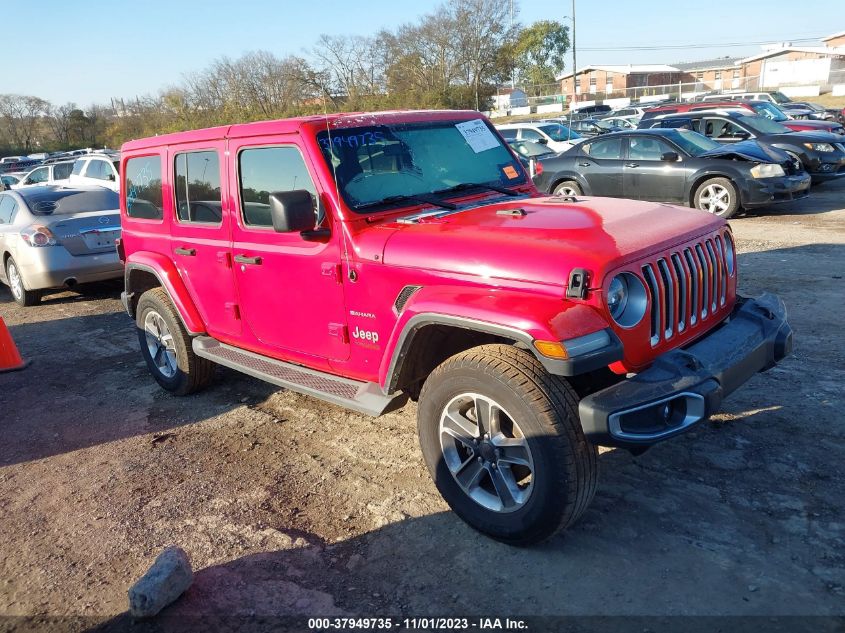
left=510, top=141, right=555, bottom=158
left=537, top=123, right=581, bottom=141
left=737, top=114, right=791, bottom=135
left=670, top=130, right=722, bottom=156
left=751, top=102, right=788, bottom=122
left=23, top=189, right=119, bottom=215
left=771, top=91, right=790, bottom=104
left=317, top=119, right=525, bottom=212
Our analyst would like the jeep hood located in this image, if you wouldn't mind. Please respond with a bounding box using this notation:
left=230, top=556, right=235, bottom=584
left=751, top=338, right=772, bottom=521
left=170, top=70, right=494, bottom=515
left=380, top=196, right=723, bottom=287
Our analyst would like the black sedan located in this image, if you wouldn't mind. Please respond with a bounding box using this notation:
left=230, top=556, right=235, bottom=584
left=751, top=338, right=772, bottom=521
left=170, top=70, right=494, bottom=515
left=532, top=128, right=810, bottom=218
left=639, top=110, right=845, bottom=183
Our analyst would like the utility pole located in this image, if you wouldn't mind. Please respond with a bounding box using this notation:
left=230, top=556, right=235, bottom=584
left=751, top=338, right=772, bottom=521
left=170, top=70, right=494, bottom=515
left=567, top=0, right=577, bottom=139
left=510, top=0, right=516, bottom=89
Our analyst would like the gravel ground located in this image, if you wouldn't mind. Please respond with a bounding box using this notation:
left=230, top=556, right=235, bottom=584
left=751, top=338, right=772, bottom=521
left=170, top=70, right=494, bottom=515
left=0, top=183, right=843, bottom=631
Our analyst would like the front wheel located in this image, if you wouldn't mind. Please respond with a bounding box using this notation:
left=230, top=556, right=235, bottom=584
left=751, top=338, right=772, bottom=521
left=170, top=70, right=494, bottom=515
left=417, top=344, right=598, bottom=545
left=693, top=177, right=739, bottom=218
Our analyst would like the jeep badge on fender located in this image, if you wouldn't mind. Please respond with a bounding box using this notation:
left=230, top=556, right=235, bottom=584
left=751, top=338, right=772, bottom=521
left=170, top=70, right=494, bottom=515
left=118, top=111, right=792, bottom=545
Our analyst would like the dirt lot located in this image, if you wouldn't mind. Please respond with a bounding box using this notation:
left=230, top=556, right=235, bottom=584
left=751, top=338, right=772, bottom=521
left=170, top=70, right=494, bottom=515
left=1, top=183, right=843, bottom=631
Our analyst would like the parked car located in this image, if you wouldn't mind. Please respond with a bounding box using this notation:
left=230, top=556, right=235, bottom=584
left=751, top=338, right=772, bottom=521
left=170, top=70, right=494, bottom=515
left=640, top=110, right=845, bottom=183
left=118, top=110, right=792, bottom=545
left=0, top=187, right=123, bottom=305
left=781, top=101, right=836, bottom=121
left=570, top=104, right=612, bottom=117
left=596, top=115, right=640, bottom=130
left=533, top=128, right=809, bottom=218
left=0, top=157, right=40, bottom=174
left=68, top=152, right=120, bottom=191
left=701, top=91, right=792, bottom=105
left=609, top=106, right=648, bottom=119
left=12, top=161, right=75, bottom=189
left=495, top=122, right=581, bottom=152
left=507, top=140, right=557, bottom=160
left=641, top=100, right=845, bottom=135
left=565, top=118, right=620, bottom=138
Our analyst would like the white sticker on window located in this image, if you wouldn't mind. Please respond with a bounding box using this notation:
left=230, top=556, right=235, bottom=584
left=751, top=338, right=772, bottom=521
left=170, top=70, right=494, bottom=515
left=455, top=119, right=500, bottom=153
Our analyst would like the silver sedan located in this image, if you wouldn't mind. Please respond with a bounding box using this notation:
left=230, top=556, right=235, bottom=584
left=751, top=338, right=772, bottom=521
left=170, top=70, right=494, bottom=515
left=0, top=187, right=122, bottom=306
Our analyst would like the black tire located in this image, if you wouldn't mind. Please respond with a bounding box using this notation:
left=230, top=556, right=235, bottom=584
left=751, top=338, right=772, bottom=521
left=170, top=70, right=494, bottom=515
left=5, top=257, right=41, bottom=306
left=136, top=287, right=215, bottom=395
left=553, top=180, right=583, bottom=196
left=417, top=344, right=598, bottom=546
left=692, top=177, right=739, bottom=218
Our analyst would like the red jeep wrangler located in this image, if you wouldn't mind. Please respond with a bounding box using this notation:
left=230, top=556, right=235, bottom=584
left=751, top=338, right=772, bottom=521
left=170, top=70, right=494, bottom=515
left=119, top=110, right=792, bottom=544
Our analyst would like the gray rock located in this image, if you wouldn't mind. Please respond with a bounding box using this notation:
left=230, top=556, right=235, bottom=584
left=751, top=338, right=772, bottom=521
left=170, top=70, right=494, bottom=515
left=128, top=546, right=193, bottom=618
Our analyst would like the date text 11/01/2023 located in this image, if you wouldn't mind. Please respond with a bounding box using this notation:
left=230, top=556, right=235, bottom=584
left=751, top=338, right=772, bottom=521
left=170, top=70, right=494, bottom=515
left=308, top=617, right=528, bottom=630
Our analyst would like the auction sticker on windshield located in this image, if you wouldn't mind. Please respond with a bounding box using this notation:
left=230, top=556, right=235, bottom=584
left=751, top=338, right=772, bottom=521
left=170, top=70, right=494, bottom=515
left=455, top=119, right=500, bottom=153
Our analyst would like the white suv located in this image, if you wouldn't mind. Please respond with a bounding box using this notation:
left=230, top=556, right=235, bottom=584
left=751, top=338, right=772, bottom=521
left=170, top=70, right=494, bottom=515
left=68, top=153, right=120, bottom=192
left=12, top=161, right=75, bottom=189
left=495, top=122, right=581, bottom=153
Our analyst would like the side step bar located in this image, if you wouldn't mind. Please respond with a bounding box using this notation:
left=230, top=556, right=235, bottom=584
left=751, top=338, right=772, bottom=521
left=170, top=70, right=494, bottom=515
left=192, top=337, right=407, bottom=416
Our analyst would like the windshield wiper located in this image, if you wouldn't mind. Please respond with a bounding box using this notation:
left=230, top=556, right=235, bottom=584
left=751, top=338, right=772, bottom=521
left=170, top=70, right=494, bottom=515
left=434, top=182, right=520, bottom=197
left=354, top=193, right=457, bottom=212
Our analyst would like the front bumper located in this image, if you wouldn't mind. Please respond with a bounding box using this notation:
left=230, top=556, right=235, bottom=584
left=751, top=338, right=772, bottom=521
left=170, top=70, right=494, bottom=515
left=579, top=293, right=792, bottom=450
left=741, top=173, right=811, bottom=208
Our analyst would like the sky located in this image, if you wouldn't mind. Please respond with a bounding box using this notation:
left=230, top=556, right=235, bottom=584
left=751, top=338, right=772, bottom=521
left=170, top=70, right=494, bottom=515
left=7, top=0, right=845, bottom=106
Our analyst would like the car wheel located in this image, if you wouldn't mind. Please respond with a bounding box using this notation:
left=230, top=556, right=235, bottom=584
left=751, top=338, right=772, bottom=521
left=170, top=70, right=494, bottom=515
left=693, top=177, right=738, bottom=218
left=417, top=344, right=598, bottom=546
left=136, top=288, right=215, bottom=395
left=5, top=257, right=41, bottom=306
left=553, top=180, right=583, bottom=197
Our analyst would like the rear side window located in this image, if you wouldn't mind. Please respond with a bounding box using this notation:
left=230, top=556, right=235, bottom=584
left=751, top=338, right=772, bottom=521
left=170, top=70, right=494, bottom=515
left=71, top=160, right=85, bottom=176
left=174, top=150, right=222, bottom=224
left=53, top=163, right=73, bottom=180
left=583, top=137, right=623, bottom=159
left=85, top=160, right=105, bottom=179
left=239, top=147, right=316, bottom=228
left=498, top=128, right=518, bottom=141
left=0, top=195, right=17, bottom=224
left=125, top=156, right=164, bottom=220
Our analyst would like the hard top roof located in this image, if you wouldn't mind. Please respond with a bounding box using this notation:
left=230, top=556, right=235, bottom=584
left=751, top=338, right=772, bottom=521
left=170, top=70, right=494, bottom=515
left=121, top=110, right=482, bottom=152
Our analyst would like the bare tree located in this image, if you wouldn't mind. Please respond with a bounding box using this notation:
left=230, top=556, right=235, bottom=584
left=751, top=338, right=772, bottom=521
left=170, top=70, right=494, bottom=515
left=0, top=95, right=49, bottom=151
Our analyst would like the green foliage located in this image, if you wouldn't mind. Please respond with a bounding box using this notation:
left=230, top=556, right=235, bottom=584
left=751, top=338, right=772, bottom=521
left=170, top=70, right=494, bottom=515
left=513, top=21, right=570, bottom=92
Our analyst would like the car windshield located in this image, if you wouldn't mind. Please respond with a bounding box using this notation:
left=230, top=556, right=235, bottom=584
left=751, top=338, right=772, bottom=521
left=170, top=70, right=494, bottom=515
left=509, top=141, right=555, bottom=158
left=316, top=119, right=526, bottom=212
left=23, top=189, right=119, bottom=215
left=669, top=130, right=722, bottom=156
left=737, top=114, right=791, bottom=135
left=751, top=102, right=789, bottom=122
left=771, top=91, right=791, bottom=104
left=537, top=123, right=581, bottom=141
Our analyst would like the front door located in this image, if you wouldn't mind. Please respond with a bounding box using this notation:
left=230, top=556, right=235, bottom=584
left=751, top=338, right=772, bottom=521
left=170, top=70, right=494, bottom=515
left=623, top=135, right=686, bottom=203
left=167, top=142, right=241, bottom=338
left=230, top=140, right=349, bottom=361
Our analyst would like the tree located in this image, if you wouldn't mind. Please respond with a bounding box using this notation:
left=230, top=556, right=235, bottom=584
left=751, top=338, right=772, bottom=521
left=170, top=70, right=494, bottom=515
left=0, top=95, right=49, bottom=151
left=46, top=103, right=77, bottom=146
left=513, top=20, right=570, bottom=93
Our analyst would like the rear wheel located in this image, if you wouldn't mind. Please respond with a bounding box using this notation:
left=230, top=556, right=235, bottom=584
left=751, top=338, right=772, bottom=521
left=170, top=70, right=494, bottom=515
left=553, top=180, right=582, bottom=197
left=417, top=344, right=598, bottom=545
left=136, top=288, right=215, bottom=395
left=693, top=177, right=738, bottom=218
left=5, top=257, right=41, bottom=307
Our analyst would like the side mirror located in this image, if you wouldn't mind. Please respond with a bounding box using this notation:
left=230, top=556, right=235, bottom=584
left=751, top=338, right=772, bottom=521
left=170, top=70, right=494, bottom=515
left=661, top=151, right=680, bottom=162
left=268, top=189, right=316, bottom=233
left=736, top=131, right=751, bottom=140
left=536, top=138, right=549, bottom=145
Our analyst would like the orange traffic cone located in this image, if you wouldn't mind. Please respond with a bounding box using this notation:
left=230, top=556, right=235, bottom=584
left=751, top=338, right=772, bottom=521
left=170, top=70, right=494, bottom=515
left=0, top=316, right=27, bottom=373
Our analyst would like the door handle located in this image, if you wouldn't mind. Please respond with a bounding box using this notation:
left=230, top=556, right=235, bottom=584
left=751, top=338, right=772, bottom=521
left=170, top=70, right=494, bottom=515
left=174, top=247, right=196, bottom=256
left=626, top=162, right=640, bottom=168
left=578, top=162, right=591, bottom=167
left=234, top=254, right=262, bottom=265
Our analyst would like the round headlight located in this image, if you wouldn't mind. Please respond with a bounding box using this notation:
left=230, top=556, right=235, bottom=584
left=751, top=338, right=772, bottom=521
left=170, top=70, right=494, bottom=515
left=724, top=233, right=735, bottom=276
left=607, top=273, right=647, bottom=328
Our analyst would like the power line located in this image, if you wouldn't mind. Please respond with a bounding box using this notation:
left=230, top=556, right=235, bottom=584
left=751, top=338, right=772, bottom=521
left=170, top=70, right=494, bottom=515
left=578, top=36, right=825, bottom=52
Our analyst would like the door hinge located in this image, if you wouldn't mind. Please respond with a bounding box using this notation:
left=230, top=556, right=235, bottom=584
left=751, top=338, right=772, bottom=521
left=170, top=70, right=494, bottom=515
left=328, top=323, right=348, bottom=342
left=321, top=262, right=342, bottom=282
left=225, top=302, right=240, bottom=319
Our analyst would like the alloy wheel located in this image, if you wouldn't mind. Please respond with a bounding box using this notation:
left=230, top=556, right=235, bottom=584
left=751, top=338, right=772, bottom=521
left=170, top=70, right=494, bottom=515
left=7, top=261, right=23, bottom=302
left=698, top=184, right=731, bottom=214
left=143, top=310, right=177, bottom=378
left=439, top=392, right=535, bottom=513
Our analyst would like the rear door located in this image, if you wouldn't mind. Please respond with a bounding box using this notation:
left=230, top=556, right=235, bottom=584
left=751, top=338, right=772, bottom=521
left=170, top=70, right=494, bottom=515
left=577, top=136, right=626, bottom=196
left=167, top=143, right=241, bottom=337
left=230, top=139, right=348, bottom=361
left=623, top=135, right=687, bottom=203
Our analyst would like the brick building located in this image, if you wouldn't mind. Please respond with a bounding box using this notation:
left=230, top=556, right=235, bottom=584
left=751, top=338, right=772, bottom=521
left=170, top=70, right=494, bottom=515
left=556, top=65, right=683, bottom=100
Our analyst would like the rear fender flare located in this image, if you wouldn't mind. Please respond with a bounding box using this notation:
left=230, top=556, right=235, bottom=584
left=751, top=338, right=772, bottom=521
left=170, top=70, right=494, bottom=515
left=124, top=252, right=205, bottom=334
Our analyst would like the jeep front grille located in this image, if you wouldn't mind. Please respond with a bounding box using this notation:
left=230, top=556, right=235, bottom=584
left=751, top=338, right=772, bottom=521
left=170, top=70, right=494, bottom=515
left=641, top=235, right=731, bottom=347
